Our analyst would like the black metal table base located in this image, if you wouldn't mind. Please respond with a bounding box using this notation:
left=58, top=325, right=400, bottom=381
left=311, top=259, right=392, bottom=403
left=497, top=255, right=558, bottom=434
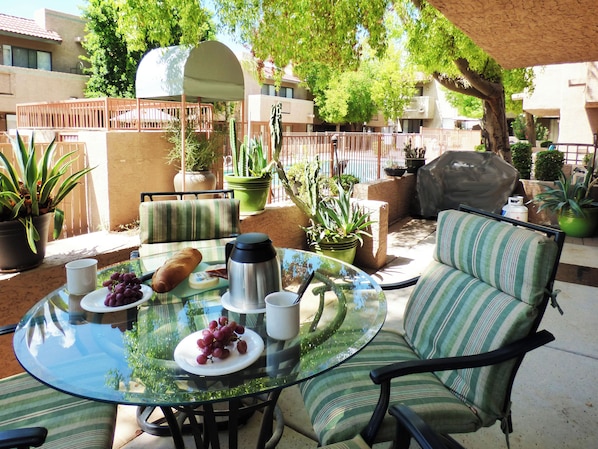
left=136, top=390, right=284, bottom=449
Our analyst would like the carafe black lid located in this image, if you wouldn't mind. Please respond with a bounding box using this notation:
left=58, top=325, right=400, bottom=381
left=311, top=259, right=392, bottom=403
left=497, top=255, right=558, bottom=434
left=231, top=233, right=276, bottom=263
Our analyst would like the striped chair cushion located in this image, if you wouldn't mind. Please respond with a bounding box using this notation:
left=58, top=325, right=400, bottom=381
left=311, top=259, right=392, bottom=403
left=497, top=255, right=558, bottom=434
left=434, top=209, right=558, bottom=306
left=404, top=261, right=533, bottom=423
left=299, top=331, right=482, bottom=445
left=0, top=373, right=116, bottom=448
left=139, top=198, right=240, bottom=245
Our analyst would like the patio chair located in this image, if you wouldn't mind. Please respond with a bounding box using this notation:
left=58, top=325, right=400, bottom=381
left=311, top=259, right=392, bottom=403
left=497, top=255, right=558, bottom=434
left=300, top=205, right=565, bottom=448
left=137, top=189, right=240, bottom=259
left=0, top=325, right=116, bottom=449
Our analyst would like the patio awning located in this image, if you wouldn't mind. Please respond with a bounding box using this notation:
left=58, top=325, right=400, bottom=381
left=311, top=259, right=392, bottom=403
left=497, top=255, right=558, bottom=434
left=135, top=41, right=245, bottom=102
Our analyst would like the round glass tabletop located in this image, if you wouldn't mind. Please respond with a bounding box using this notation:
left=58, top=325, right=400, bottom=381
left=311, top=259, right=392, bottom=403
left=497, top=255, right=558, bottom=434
left=14, top=248, right=386, bottom=407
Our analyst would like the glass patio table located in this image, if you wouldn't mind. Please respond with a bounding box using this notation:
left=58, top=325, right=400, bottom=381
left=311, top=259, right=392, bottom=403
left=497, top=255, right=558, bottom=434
left=13, top=248, right=387, bottom=449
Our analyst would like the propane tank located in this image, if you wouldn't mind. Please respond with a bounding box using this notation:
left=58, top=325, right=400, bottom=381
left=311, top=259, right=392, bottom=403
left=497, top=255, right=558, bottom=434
left=505, top=196, right=528, bottom=222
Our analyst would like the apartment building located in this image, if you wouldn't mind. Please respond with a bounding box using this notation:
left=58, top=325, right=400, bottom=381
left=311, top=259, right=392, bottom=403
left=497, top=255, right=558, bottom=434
left=0, top=9, right=87, bottom=131
left=519, top=62, right=598, bottom=144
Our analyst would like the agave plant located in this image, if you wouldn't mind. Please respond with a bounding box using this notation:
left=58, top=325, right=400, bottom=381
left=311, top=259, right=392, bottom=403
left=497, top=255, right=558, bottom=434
left=534, top=165, right=598, bottom=217
left=0, top=132, right=94, bottom=252
left=302, top=180, right=375, bottom=247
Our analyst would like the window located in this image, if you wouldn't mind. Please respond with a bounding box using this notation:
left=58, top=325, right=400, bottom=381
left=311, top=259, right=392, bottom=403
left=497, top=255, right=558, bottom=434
left=2, top=45, right=51, bottom=71
left=260, top=84, right=294, bottom=99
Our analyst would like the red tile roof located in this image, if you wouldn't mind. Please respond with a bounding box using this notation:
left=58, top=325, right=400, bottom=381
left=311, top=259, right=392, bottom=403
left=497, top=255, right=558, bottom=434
left=0, top=13, right=62, bottom=43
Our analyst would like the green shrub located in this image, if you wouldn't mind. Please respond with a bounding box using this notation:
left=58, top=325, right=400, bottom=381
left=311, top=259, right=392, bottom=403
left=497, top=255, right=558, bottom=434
left=534, top=150, right=564, bottom=181
left=474, top=144, right=486, bottom=152
left=510, top=142, right=532, bottom=179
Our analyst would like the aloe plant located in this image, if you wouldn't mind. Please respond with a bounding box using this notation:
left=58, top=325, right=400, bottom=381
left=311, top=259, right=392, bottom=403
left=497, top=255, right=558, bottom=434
left=0, top=132, right=94, bottom=252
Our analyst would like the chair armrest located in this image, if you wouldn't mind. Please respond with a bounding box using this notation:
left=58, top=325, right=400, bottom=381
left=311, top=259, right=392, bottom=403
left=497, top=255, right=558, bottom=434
left=0, top=428, right=47, bottom=449
left=380, top=276, right=419, bottom=291
left=360, top=330, right=554, bottom=444
left=0, top=324, right=16, bottom=336
left=389, top=404, right=465, bottom=449
left=371, top=329, right=554, bottom=384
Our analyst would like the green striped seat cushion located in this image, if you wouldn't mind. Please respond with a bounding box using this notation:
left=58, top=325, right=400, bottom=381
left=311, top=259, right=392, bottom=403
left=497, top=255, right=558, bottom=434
left=300, top=331, right=482, bottom=445
left=139, top=198, right=240, bottom=245
left=434, top=209, right=558, bottom=306
left=0, top=373, right=116, bottom=448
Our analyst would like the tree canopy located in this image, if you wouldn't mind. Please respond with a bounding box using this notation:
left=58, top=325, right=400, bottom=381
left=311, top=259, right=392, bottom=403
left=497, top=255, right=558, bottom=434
left=105, top=0, right=533, bottom=159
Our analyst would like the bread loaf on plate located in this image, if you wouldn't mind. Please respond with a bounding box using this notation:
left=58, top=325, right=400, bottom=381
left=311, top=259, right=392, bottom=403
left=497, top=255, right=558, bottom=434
left=152, top=248, right=202, bottom=293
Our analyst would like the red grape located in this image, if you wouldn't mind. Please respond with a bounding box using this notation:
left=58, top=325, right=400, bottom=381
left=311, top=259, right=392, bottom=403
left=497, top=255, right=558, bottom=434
left=195, top=316, right=249, bottom=364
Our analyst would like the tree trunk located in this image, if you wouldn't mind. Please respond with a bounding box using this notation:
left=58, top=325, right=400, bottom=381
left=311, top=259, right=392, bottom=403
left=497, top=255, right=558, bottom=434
left=525, top=112, right=536, bottom=146
left=483, top=93, right=512, bottom=163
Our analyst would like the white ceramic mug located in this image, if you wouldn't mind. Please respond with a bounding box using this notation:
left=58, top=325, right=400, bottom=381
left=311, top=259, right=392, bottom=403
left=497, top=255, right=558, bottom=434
left=65, top=258, right=98, bottom=295
left=265, top=291, right=300, bottom=340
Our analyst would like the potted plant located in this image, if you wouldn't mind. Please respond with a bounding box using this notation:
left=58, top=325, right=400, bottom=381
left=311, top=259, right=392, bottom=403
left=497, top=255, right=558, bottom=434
left=224, top=114, right=277, bottom=214
left=302, top=180, right=375, bottom=264
left=383, top=160, right=406, bottom=177
left=165, top=120, right=221, bottom=191
left=403, top=139, right=426, bottom=173
left=0, top=132, right=94, bottom=271
left=533, top=165, right=598, bottom=237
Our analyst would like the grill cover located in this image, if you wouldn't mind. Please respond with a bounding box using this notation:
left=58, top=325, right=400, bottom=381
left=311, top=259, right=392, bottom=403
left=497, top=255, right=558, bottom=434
left=416, top=151, right=519, bottom=217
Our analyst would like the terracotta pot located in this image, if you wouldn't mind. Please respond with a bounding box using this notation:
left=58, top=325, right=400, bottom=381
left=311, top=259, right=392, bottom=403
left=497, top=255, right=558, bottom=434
left=0, top=214, right=52, bottom=272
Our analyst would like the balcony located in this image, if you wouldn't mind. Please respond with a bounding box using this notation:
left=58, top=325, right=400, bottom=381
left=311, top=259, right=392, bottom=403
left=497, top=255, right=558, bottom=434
left=401, top=96, right=433, bottom=119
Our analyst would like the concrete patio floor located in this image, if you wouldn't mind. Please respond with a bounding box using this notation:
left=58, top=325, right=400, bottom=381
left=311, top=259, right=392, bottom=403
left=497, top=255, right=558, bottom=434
left=112, top=218, right=598, bottom=449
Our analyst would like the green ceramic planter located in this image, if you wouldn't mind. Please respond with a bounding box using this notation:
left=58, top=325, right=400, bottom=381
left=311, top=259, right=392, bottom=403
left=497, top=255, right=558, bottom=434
left=558, top=207, right=598, bottom=238
left=224, top=175, right=272, bottom=213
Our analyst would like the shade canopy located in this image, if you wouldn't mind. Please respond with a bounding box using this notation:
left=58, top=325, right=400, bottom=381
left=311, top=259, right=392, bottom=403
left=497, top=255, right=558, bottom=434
left=135, top=41, right=245, bottom=102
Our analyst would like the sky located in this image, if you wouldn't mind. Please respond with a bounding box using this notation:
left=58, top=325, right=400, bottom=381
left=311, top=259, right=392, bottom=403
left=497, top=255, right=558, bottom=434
left=0, top=0, right=85, bottom=18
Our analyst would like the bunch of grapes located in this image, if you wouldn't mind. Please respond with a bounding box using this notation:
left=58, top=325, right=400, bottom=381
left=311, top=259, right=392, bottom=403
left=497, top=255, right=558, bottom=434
left=196, top=316, right=247, bottom=365
left=103, top=271, right=143, bottom=307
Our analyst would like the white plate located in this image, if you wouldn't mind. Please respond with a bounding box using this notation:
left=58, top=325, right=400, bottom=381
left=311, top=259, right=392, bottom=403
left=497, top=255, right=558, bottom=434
left=80, top=284, right=154, bottom=313
left=221, top=292, right=266, bottom=314
left=174, top=328, right=264, bottom=376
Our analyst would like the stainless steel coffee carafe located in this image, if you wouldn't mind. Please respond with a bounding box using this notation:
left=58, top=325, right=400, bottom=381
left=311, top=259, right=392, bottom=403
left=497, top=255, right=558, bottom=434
left=226, top=233, right=281, bottom=311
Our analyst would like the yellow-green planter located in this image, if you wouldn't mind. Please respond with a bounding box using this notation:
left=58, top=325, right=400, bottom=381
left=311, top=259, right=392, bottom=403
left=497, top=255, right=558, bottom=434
left=313, top=236, right=359, bottom=265
left=224, top=174, right=271, bottom=214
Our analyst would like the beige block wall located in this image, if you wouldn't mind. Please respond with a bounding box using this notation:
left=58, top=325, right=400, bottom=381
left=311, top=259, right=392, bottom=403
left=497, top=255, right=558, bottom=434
left=354, top=175, right=417, bottom=224
left=80, top=131, right=178, bottom=231
left=239, top=199, right=390, bottom=270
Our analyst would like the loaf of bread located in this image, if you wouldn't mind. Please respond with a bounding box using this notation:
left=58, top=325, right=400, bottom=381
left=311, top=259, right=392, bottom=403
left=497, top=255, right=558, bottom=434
left=151, top=248, right=202, bottom=293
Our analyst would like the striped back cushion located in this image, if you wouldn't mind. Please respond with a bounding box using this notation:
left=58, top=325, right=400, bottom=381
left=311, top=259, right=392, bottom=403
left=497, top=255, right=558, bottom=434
left=0, top=373, right=116, bottom=448
left=139, top=198, right=240, bottom=244
left=433, top=209, right=558, bottom=306
left=403, top=209, right=558, bottom=420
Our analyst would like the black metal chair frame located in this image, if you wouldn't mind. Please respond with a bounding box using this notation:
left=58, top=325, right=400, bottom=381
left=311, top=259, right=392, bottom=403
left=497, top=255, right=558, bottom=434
left=140, top=189, right=234, bottom=202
